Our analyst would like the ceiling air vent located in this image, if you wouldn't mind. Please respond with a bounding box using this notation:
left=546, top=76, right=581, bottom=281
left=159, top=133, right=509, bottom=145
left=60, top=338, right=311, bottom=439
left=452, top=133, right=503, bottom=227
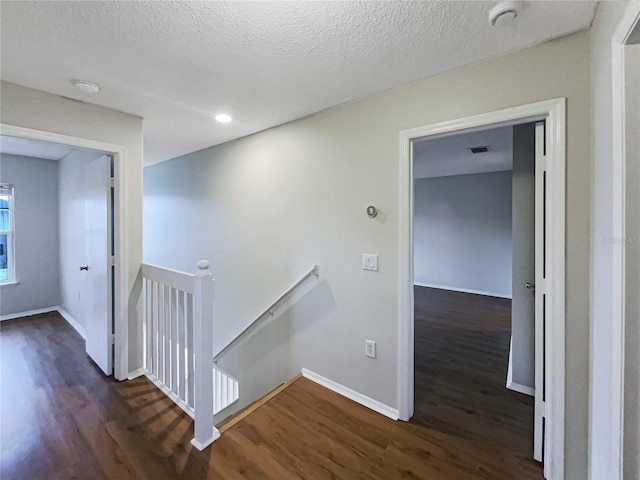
left=468, top=146, right=490, bottom=154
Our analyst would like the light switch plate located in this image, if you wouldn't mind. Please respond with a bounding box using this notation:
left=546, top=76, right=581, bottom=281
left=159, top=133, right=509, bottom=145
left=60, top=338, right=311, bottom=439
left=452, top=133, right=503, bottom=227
left=362, top=254, right=378, bottom=271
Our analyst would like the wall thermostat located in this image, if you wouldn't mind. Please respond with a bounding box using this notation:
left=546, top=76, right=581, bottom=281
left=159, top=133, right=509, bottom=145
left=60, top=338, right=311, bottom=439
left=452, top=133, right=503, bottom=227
left=366, top=206, right=378, bottom=218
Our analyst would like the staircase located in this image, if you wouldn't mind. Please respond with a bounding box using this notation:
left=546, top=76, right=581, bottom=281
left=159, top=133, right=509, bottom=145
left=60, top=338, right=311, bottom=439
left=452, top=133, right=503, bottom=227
left=140, top=260, right=319, bottom=451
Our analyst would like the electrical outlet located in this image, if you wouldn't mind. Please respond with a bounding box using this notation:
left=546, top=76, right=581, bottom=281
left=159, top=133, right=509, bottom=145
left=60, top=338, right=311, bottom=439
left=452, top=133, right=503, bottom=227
left=365, top=340, right=376, bottom=358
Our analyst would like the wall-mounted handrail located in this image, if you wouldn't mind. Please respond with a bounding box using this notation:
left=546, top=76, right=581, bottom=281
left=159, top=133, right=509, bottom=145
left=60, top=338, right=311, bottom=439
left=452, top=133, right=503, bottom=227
left=213, top=265, right=319, bottom=362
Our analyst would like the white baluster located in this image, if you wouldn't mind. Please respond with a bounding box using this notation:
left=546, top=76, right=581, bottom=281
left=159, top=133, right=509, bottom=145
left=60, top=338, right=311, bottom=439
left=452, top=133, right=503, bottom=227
left=186, top=292, right=194, bottom=409
left=178, top=290, right=186, bottom=403
left=191, top=260, right=219, bottom=450
left=170, top=287, right=178, bottom=394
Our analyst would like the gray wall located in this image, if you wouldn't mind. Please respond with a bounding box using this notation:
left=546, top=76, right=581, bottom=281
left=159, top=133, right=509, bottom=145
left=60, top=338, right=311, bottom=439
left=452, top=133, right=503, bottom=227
left=413, top=171, right=512, bottom=298
left=58, top=149, right=105, bottom=328
left=510, top=124, right=535, bottom=391
left=0, top=154, right=59, bottom=315
left=144, top=30, right=591, bottom=476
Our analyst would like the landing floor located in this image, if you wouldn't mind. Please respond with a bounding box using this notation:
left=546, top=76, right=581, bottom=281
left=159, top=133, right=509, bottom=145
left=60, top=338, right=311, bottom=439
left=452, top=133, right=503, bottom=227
left=0, top=299, right=541, bottom=479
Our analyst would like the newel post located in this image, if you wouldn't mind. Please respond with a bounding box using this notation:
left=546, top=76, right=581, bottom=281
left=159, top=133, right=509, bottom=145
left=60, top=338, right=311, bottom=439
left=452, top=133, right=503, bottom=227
left=191, top=260, right=220, bottom=450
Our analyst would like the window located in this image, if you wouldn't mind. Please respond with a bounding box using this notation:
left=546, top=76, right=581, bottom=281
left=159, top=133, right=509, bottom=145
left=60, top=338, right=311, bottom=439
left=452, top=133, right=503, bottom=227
left=0, top=184, right=14, bottom=283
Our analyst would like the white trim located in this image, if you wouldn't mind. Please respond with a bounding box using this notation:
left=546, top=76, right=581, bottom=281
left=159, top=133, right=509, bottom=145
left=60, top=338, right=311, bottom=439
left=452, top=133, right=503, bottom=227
left=191, top=432, right=220, bottom=452
left=301, top=368, right=399, bottom=421
left=144, top=372, right=195, bottom=419
left=0, top=124, right=129, bottom=381
left=127, top=367, right=146, bottom=380
left=594, top=4, right=640, bottom=478
left=0, top=306, right=87, bottom=339
left=0, top=306, right=57, bottom=321
left=398, top=98, right=566, bottom=479
left=56, top=307, right=86, bottom=339
left=413, top=282, right=511, bottom=299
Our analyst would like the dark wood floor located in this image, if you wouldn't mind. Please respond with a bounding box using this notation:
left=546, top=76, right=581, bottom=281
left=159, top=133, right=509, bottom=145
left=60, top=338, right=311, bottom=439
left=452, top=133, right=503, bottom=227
left=413, top=287, right=540, bottom=473
left=1, top=296, right=542, bottom=479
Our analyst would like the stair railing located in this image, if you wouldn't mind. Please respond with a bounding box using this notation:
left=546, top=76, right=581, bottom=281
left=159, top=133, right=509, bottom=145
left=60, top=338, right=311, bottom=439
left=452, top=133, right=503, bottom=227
left=213, top=265, right=320, bottom=363
left=141, top=260, right=218, bottom=450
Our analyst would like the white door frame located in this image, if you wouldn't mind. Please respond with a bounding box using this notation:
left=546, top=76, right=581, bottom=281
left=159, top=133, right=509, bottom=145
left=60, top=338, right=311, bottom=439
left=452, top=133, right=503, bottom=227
left=598, top=3, right=640, bottom=478
left=0, top=123, right=129, bottom=380
left=397, top=98, right=566, bottom=479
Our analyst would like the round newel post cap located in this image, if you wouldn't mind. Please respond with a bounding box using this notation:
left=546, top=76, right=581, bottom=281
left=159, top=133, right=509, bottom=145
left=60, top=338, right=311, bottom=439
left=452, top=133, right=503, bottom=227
left=197, top=260, right=210, bottom=271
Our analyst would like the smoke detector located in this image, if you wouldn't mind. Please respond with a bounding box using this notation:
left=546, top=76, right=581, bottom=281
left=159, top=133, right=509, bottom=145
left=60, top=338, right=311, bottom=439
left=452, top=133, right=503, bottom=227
left=488, top=1, right=521, bottom=27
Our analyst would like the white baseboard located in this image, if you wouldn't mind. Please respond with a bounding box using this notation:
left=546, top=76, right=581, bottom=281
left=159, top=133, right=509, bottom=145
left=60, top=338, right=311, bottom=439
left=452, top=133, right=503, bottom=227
left=127, top=368, right=146, bottom=380
left=0, top=306, right=58, bottom=321
left=0, top=306, right=87, bottom=340
left=301, top=368, right=399, bottom=420
left=56, top=307, right=86, bottom=339
left=413, top=282, right=512, bottom=299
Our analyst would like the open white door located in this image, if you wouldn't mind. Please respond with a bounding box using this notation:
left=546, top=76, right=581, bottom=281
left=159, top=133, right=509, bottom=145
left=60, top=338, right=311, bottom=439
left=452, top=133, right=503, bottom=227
left=84, top=154, right=113, bottom=375
left=510, top=124, right=536, bottom=397
left=533, top=121, right=546, bottom=463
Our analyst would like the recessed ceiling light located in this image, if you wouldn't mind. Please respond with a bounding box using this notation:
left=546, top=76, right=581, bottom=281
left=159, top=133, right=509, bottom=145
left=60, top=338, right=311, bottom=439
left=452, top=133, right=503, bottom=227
left=72, top=80, right=100, bottom=94
left=215, top=113, right=232, bottom=123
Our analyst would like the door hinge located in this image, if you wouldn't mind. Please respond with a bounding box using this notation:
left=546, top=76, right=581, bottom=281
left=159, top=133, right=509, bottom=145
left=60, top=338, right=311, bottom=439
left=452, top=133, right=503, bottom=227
left=109, top=177, right=115, bottom=188
left=109, top=256, right=115, bottom=267
left=111, top=334, right=116, bottom=345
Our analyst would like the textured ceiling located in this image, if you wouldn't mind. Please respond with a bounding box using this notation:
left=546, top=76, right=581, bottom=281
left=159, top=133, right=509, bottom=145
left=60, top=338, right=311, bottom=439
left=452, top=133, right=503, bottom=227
left=413, top=126, right=513, bottom=179
left=0, top=1, right=596, bottom=166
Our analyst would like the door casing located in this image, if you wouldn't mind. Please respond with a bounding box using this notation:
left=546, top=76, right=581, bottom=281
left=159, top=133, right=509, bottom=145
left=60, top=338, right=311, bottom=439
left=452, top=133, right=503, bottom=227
left=397, top=98, right=566, bottom=480
left=592, top=4, right=640, bottom=478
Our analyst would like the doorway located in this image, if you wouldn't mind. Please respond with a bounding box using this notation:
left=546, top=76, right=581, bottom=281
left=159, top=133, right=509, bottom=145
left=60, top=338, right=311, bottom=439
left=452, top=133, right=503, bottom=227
left=397, top=99, right=566, bottom=479
left=0, top=124, right=127, bottom=379
left=411, top=121, right=540, bottom=469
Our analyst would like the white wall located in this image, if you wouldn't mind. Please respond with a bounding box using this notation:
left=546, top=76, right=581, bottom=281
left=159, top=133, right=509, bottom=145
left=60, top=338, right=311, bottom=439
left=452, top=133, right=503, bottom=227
left=58, top=149, right=105, bottom=328
left=413, top=171, right=512, bottom=298
left=1, top=81, right=144, bottom=378
left=0, top=153, right=60, bottom=315
left=145, top=30, right=591, bottom=475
